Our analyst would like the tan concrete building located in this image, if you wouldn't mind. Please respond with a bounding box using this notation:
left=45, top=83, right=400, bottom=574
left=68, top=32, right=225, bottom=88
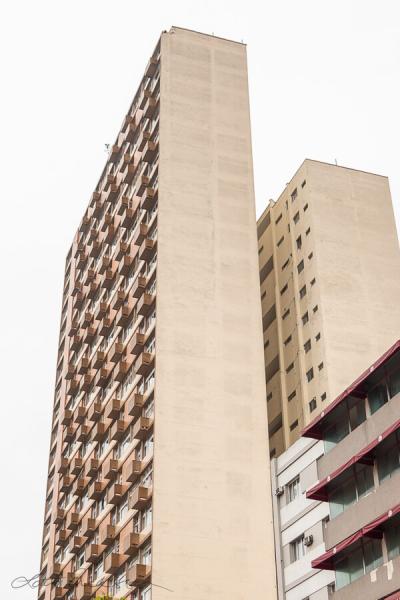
left=38, top=27, right=277, bottom=600
left=257, top=159, right=400, bottom=456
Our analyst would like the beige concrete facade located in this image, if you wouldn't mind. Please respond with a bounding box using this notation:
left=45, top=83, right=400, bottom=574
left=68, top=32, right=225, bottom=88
left=38, top=27, right=277, bottom=600
left=258, top=160, right=400, bottom=455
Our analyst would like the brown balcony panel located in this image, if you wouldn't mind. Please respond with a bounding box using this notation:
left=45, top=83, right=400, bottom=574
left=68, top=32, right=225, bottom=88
left=85, top=458, right=99, bottom=477
left=137, top=174, right=150, bottom=195
left=133, top=416, right=153, bottom=440
left=74, top=476, right=89, bottom=497
left=145, top=56, right=158, bottom=78
left=103, top=456, right=119, bottom=479
left=71, top=280, right=83, bottom=297
left=114, top=359, right=131, bottom=383
left=133, top=223, right=148, bottom=246
left=81, top=370, right=95, bottom=392
left=96, top=366, right=111, bottom=388
left=81, top=311, right=93, bottom=329
left=64, top=572, right=76, bottom=589
left=130, top=332, right=146, bottom=355
left=63, top=425, right=75, bottom=443
left=77, top=357, right=90, bottom=377
left=92, top=422, right=108, bottom=442
left=53, top=585, right=66, bottom=599
left=93, top=351, right=106, bottom=369
left=55, top=529, right=68, bottom=547
left=139, top=89, right=154, bottom=110
left=69, top=536, right=85, bottom=554
left=84, top=268, right=96, bottom=286
left=139, top=238, right=157, bottom=261
left=141, top=187, right=158, bottom=211
left=61, top=410, right=73, bottom=426
left=89, top=239, right=102, bottom=258
left=49, top=561, right=62, bottom=579
left=99, top=256, right=113, bottom=276
left=58, top=457, right=69, bottom=475
left=87, top=401, right=102, bottom=422
left=132, top=275, right=147, bottom=298
left=104, top=552, right=126, bottom=575
left=72, top=291, right=85, bottom=310
left=142, top=139, right=158, bottom=164
left=88, top=479, right=106, bottom=500
left=60, top=474, right=73, bottom=492
left=91, top=196, right=103, bottom=217
left=71, top=456, right=83, bottom=475
left=99, top=316, right=113, bottom=336
left=105, top=398, right=121, bottom=420
left=137, top=352, right=155, bottom=376
left=137, top=293, right=155, bottom=316
left=82, top=516, right=96, bottom=536
left=65, top=364, right=75, bottom=381
left=110, top=419, right=129, bottom=441
left=66, top=511, right=79, bottom=531
left=127, top=563, right=151, bottom=586
left=127, top=392, right=145, bottom=417
left=109, top=340, right=124, bottom=362
left=130, top=485, right=152, bottom=510
left=76, top=252, right=88, bottom=270
left=66, top=379, right=79, bottom=397
left=112, top=289, right=126, bottom=310
left=73, top=404, right=86, bottom=423
left=100, top=523, right=116, bottom=546
left=143, top=95, right=157, bottom=118
left=119, top=254, right=134, bottom=276
left=101, top=213, right=113, bottom=232
left=123, top=530, right=151, bottom=555
left=85, top=543, right=105, bottom=563
left=122, top=161, right=140, bottom=185
left=53, top=508, right=65, bottom=525
left=70, top=334, right=83, bottom=352
left=108, top=483, right=127, bottom=505
left=95, top=300, right=108, bottom=320
left=105, top=223, right=118, bottom=244
left=104, top=183, right=118, bottom=204
left=77, top=424, right=90, bottom=443
left=123, top=459, right=144, bottom=483
left=68, top=320, right=79, bottom=337
left=137, top=129, right=151, bottom=151
left=76, top=582, right=94, bottom=600
left=121, top=206, right=136, bottom=229
left=116, top=301, right=135, bottom=326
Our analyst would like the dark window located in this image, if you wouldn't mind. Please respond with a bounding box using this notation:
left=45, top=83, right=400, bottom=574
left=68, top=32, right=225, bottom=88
left=284, top=335, right=292, bottom=346
left=318, top=362, right=324, bottom=371
left=308, top=252, right=313, bottom=260
left=282, top=308, right=290, bottom=320
left=290, top=419, right=299, bottom=431
left=316, top=332, right=321, bottom=341
left=293, top=212, right=300, bottom=224
left=368, top=383, right=388, bottom=415
left=288, top=390, right=296, bottom=401
left=258, top=245, right=264, bottom=255
left=270, top=448, right=276, bottom=458
left=261, top=290, right=266, bottom=299
left=301, top=180, right=306, bottom=188
left=269, top=413, right=283, bottom=436
left=306, top=368, right=314, bottom=382
left=264, top=339, right=270, bottom=349
left=302, top=311, right=309, bottom=325
left=277, top=235, right=284, bottom=247
left=275, top=213, right=283, bottom=225
left=286, top=362, right=294, bottom=374
left=257, top=212, right=271, bottom=238
left=309, top=398, right=317, bottom=412
left=260, top=255, right=274, bottom=283
left=313, top=304, right=318, bottom=313
left=306, top=227, right=311, bottom=235
left=282, top=258, right=290, bottom=270
left=304, top=203, right=309, bottom=212
left=296, top=235, right=302, bottom=249
left=267, top=392, right=273, bottom=401
left=263, top=305, right=276, bottom=331
left=304, top=339, right=311, bottom=353
left=291, top=188, right=298, bottom=202
left=266, top=355, right=280, bottom=380
left=280, top=283, right=288, bottom=295
left=310, top=277, right=316, bottom=286
left=297, top=260, right=304, bottom=274
left=321, top=392, right=327, bottom=401
left=300, top=285, right=307, bottom=299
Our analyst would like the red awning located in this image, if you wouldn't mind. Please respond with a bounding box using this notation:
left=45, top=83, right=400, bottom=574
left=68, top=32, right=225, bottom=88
left=306, top=418, right=400, bottom=501
left=312, top=502, right=400, bottom=570
left=302, top=340, right=400, bottom=439
left=381, top=591, right=400, bottom=600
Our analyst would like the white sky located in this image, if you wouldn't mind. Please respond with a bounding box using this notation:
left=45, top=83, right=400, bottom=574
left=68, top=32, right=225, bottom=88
left=1, top=0, right=399, bottom=597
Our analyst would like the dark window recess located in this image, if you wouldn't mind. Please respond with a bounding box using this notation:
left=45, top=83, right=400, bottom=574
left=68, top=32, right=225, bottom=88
left=284, top=335, right=292, bottom=346
left=270, top=448, right=276, bottom=458
left=282, top=258, right=290, bottom=270
left=318, top=362, right=324, bottom=371
left=300, top=285, right=307, bottom=299
left=269, top=413, right=283, bottom=437
left=260, top=255, right=274, bottom=284
left=282, top=308, right=290, bottom=320
left=301, top=180, right=306, bottom=188
left=266, top=355, right=280, bottom=381
left=306, top=367, right=314, bottom=382
left=261, top=290, right=266, bottom=299
left=310, top=277, right=316, bottom=286
left=263, top=304, right=276, bottom=331
left=315, top=332, right=321, bottom=341
left=306, top=227, right=311, bottom=235
left=321, top=392, right=327, bottom=401
left=258, top=245, right=264, bottom=255
left=275, top=213, right=283, bottom=225
left=288, top=390, right=296, bottom=401
left=309, top=398, right=317, bottom=412
left=291, top=188, right=298, bottom=202
left=296, top=235, right=302, bottom=249
left=313, top=304, right=318, bottom=313
left=257, top=212, right=271, bottom=239
left=264, top=339, right=270, bottom=349
left=290, top=419, right=299, bottom=431
left=304, top=339, right=311, bottom=353
left=267, top=392, right=273, bottom=401
left=308, top=252, right=313, bottom=260
left=277, top=235, right=284, bottom=247
left=286, top=362, right=294, bottom=374
left=302, top=311, right=309, bottom=325
left=297, top=260, right=304, bottom=274
left=304, top=203, right=309, bottom=212
left=280, top=283, right=288, bottom=295
left=293, top=212, right=300, bottom=224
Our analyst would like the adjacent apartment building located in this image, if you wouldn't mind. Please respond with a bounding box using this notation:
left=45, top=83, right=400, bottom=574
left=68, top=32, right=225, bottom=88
left=258, top=159, right=400, bottom=456
left=38, top=27, right=277, bottom=600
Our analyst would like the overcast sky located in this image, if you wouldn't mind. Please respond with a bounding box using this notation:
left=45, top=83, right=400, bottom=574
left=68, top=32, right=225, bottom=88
left=1, top=0, right=399, bottom=597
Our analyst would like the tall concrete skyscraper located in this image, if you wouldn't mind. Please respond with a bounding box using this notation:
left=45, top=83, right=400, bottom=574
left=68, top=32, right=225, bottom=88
left=38, top=27, right=277, bottom=600
left=258, top=159, right=400, bottom=456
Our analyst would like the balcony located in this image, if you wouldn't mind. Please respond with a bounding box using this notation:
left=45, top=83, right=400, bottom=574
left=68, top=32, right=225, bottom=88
left=97, top=366, right=111, bottom=388
left=137, top=174, right=150, bottom=196
left=123, top=459, right=144, bottom=483
left=71, top=456, right=83, bottom=475
left=76, top=423, right=90, bottom=443
left=109, top=340, right=124, bottom=363
left=72, top=290, right=85, bottom=311
left=76, top=251, right=88, bottom=271
left=69, top=536, right=85, bottom=554
left=103, top=456, right=119, bottom=479
left=104, top=552, right=127, bottom=574
left=84, top=324, right=97, bottom=343
left=85, top=458, right=99, bottom=478
left=88, top=479, right=106, bottom=500
left=61, top=409, right=73, bottom=426
left=110, top=419, right=129, bottom=442
left=81, top=370, right=95, bottom=392
left=137, top=128, right=151, bottom=151
left=55, top=528, right=68, bottom=547
left=126, top=563, right=151, bottom=586
left=70, top=333, right=83, bottom=352
left=141, top=187, right=158, bottom=211
left=68, top=319, right=79, bottom=338
left=122, top=530, right=151, bottom=556
left=73, top=403, right=86, bottom=424
left=100, top=523, right=116, bottom=546
left=137, top=293, right=155, bottom=317
left=48, top=561, right=61, bottom=580
left=80, top=214, right=90, bottom=233
left=91, top=192, right=103, bottom=216
left=66, top=378, right=79, bottom=397
left=133, top=416, right=153, bottom=440
left=123, top=112, right=141, bottom=142
left=105, top=221, right=118, bottom=244
left=75, top=582, right=94, bottom=600
left=94, top=299, right=108, bottom=320
left=84, top=268, right=96, bottom=286
left=109, top=143, right=121, bottom=163
left=66, top=511, right=79, bottom=531
left=87, top=401, right=102, bottom=422
left=60, top=475, right=73, bottom=492
left=93, top=350, right=106, bottom=369
left=58, top=457, right=69, bottom=476
left=122, top=158, right=140, bottom=185
left=53, top=586, right=66, bottom=599
left=89, top=239, right=102, bottom=258
left=114, top=359, right=132, bottom=382
left=145, top=56, right=158, bottom=78
left=81, top=311, right=93, bottom=329
left=81, top=514, right=96, bottom=537
left=64, top=572, right=76, bottom=589
left=137, top=352, right=155, bottom=376
left=71, top=280, right=83, bottom=297
left=63, top=425, right=75, bottom=443
left=105, top=398, right=121, bottom=420
left=53, top=508, right=65, bottom=526
left=142, top=139, right=158, bottom=163
left=111, top=289, right=126, bottom=310
left=92, top=421, right=108, bottom=442
left=87, top=279, right=100, bottom=300
left=119, top=253, right=135, bottom=276
left=108, top=482, right=127, bottom=505
left=104, top=183, right=119, bottom=204
left=130, top=332, right=145, bottom=355
left=139, top=237, right=157, bottom=262
left=121, top=198, right=140, bottom=228
left=116, top=301, right=135, bottom=327
left=133, top=222, right=148, bottom=247
left=73, top=477, right=89, bottom=497
left=85, top=543, right=104, bottom=563
left=127, top=392, right=145, bottom=417
left=129, top=485, right=152, bottom=510
left=132, top=275, right=147, bottom=298
left=143, top=93, right=157, bottom=118
left=102, top=268, right=115, bottom=290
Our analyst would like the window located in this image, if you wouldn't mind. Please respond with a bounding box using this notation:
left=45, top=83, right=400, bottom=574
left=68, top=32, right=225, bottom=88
left=304, top=339, right=311, bottom=353
left=302, top=311, right=309, bottom=325
left=309, top=398, right=317, bottom=412
left=321, top=392, right=327, bottom=401
left=275, top=213, right=283, bottom=225
left=386, top=521, right=400, bottom=560
left=290, top=419, right=299, bottom=431
left=282, top=258, right=290, bottom=270
left=261, top=290, right=266, bottom=299
left=389, top=368, right=400, bottom=398
left=310, top=277, right=316, bottom=286
left=270, top=448, right=276, bottom=458
left=308, top=252, right=313, bottom=260
left=296, top=235, right=302, bottom=249
left=284, top=335, right=292, bottom=346
left=368, top=383, right=388, bottom=415
left=306, top=227, right=311, bottom=235
left=267, top=392, right=273, bottom=401
left=287, top=476, right=300, bottom=502
left=290, top=535, right=305, bottom=562
left=293, top=212, right=300, bottom=224
left=280, top=283, right=288, bottom=295
left=291, top=188, right=298, bottom=202
left=288, top=390, right=296, bottom=401
left=316, top=332, right=321, bottom=341
left=264, top=339, right=270, bottom=348
left=306, top=368, right=314, bottom=382
left=258, top=245, right=264, bottom=255
left=303, top=203, right=309, bottom=212
left=286, top=362, right=294, bottom=374
left=277, top=235, right=284, bottom=247
left=318, top=362, right=324, bottom=371
left=300, top=285, right=307, bottom=299
left=376, top=433, right=400, bottom=483
left=297, top=260, right=304, bottom=274
left=282, top=308, right=290, bottom=320
left=301, top=179, right=306, bottom=188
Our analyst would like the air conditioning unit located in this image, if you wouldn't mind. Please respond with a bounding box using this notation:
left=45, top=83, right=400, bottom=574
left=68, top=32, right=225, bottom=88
left=275, top=486, right=284, bottom=497
left=304, top=535, right=314, bottom=547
